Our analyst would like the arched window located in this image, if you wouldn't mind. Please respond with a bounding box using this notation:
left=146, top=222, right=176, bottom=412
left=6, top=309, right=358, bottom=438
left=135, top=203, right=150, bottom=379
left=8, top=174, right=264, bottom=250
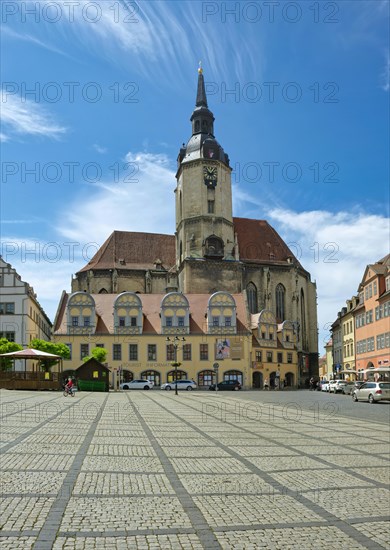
left=204, top=235, right=224, bottom=259
left=195, top=120, right=200, bottom=132
left=223, top=370, right=243, bottom=384
left=285, top=372, right=294, bottom=387
left=122, top=370, right=133, bottom=383
left=141, top=370, right=160, bottom=386
left=99, top=288, right=108, bottom=294
left=275, top=283, right=285, bottom=322
left=198, top=370, right=214, bottom=387
left=300, top=289, right=307, bottom=349
left=166, top=370, right=187, bottom=383
left=246, top=283, right=258, bottom=314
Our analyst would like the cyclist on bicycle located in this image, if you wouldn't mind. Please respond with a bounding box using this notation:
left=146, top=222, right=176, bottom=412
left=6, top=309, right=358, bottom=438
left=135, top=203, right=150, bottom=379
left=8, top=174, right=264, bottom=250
left=65, top=377, right=74, bottom=395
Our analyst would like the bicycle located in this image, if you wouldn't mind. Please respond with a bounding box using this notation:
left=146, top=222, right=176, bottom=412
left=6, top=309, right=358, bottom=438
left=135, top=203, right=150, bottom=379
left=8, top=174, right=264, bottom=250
left=63, top=386, right=75, bottom=397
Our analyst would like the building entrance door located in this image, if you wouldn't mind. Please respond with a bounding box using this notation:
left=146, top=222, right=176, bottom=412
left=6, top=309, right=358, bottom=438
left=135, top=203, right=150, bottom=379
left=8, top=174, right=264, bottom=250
left=252, top=371, right=263, bottom=389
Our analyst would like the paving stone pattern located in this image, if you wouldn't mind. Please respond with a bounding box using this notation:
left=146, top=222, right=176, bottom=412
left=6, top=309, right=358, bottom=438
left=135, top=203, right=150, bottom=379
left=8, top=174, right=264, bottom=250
left=0, top=390, right=389, bottom=549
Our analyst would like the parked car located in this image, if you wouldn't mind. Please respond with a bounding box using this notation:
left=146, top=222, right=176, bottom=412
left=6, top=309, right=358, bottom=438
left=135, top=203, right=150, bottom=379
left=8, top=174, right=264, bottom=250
left=352, top=382, right=390, bottom=403
left=120, top=379, right=154, bottom=390
left=320, top=381, right=330, bottom=392
left=209, top=380, right=241, bottom=391
left=161, top=379, right=197, bottom=391
left=328, top=380, right=347, bottom=393
left=342, top=382, right=356, bottom=395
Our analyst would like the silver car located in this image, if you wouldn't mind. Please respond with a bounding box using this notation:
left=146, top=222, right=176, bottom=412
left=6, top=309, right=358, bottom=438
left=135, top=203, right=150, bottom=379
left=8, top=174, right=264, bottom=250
left=342, top=381, right=364, bottom=395
left=341, top=382, right=356, bottom=395
left=120, top=379, right=154, bottom=390
left=352, top=382, right=390, bottom=404
left=329, top=380, right=347, bottom=393
left=161, top=379, right=197, bottom=391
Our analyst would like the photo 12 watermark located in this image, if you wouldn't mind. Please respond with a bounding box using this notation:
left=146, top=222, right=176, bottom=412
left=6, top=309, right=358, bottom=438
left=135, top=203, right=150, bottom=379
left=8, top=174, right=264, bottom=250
left=2, top=82, right=140, bottom=104
left=233, top=161, right=340, bottom=184
left=204, top=81, right=340, bottom=104
left=2, top=161, right=139, bottom=184
left=201, top=2, right=340, bottom=24
left=0, top=240, right=101, bottom=264
left=1, top=1, right=140, bottom=24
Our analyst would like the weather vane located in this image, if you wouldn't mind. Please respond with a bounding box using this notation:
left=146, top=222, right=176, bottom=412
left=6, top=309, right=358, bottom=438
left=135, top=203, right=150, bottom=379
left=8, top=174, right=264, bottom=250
left=198, top=60, right=203, bottom=74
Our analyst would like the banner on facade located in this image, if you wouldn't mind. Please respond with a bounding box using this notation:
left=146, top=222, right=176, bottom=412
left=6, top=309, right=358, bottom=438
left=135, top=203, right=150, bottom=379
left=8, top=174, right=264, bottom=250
left=215, top=339, right=230, bottom=359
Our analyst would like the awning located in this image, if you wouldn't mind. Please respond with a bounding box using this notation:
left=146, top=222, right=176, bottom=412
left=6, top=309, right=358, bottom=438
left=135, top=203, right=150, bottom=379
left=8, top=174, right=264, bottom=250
left=362, top=367, right=390, bottom=374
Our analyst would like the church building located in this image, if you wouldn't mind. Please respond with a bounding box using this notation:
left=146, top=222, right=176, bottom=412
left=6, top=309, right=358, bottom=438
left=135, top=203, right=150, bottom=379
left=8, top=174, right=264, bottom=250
left=53, top=68, right=318, bottom=388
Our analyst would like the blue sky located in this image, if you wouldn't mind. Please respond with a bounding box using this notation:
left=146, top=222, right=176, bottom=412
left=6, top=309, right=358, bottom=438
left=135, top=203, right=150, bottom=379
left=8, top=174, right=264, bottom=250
left=1, top=0, right=389, bottom=350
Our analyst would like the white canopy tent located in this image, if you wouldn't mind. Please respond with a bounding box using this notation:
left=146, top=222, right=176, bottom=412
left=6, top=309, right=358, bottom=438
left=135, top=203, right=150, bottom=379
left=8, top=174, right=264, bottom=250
left=361, top=367, right=390, bottom=374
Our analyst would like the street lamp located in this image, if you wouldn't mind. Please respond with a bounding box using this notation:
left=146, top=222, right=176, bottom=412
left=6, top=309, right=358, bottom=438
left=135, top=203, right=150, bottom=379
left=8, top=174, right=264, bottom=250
left=166, top=336, right=186, bottom=395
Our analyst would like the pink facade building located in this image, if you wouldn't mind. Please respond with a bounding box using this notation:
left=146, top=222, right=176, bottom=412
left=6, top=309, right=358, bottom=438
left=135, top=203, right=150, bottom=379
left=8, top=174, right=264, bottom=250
left=354, top=255, right=390, bottom=377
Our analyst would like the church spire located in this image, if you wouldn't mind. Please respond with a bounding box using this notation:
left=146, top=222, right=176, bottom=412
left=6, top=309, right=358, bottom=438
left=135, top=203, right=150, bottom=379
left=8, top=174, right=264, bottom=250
left=176, top=64, right=230, bottom=169
left=196, top=61, right=208, bottom=108
left=190, top=63, right=214, bottom=137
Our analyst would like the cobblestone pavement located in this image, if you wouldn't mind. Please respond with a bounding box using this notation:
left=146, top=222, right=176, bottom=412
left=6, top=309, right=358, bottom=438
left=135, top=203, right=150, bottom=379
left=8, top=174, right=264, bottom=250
left=0, top=390, right=389, bottom=549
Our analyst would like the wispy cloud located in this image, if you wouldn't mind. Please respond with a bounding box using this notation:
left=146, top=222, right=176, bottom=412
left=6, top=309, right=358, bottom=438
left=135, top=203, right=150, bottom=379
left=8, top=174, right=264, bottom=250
left=2, top=26, right=68, bottom=57
left=93, top=143, right=108, bottom=154
left=8, top=1, right=262, bottom=85
left=57, top=151, right=176, bottom=242
left=0, top=237, right=92, bottom=321
left=266, top=208, right=390, bottom=348
left=380, top=52, right=390, bottom=91
left=0, top=92, right=67, bottom=139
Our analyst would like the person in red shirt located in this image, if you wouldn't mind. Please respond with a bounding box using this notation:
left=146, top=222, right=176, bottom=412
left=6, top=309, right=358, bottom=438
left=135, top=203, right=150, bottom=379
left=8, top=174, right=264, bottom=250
left=65, top=377, right=74, bottom=395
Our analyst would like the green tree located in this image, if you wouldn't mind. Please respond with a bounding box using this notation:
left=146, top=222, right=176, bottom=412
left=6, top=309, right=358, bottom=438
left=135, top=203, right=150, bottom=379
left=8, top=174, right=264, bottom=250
left=0, top=339, right=23, bottom=371
left=83, top=347, right=108, bottom=364
left=30, top=339, right=71, bottom=372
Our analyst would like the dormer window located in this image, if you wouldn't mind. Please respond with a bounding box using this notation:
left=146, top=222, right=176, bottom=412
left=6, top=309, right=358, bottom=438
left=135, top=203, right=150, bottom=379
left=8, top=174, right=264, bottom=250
left=257, top=310, right=277, bottom=347
left=67, top=292, right=96, bottom=334
left=114, top=292, right=143, bottom=334
left=207, top=292, right=237, bottom=334
left=161, top=293, right=190, bottom=334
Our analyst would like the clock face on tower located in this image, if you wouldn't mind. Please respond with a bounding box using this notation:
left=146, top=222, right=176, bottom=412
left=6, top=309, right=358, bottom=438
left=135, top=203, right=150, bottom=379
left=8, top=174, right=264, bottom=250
left=203, top=165, right=217, bottom=188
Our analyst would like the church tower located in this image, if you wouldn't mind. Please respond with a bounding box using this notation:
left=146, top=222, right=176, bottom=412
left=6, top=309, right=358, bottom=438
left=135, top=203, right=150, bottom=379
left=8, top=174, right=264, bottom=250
left=175, top=66, right=242, bottom=293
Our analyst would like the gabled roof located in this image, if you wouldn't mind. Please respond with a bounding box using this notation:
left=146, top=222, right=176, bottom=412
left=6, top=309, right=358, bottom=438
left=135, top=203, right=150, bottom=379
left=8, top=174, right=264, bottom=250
left=75, top=218, right=306, bottom=277
left=358, top=253, right=390, bottom=288
left=233, top=217, right=305, bottom=269
left=77, top=231, right=176, bottom=273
